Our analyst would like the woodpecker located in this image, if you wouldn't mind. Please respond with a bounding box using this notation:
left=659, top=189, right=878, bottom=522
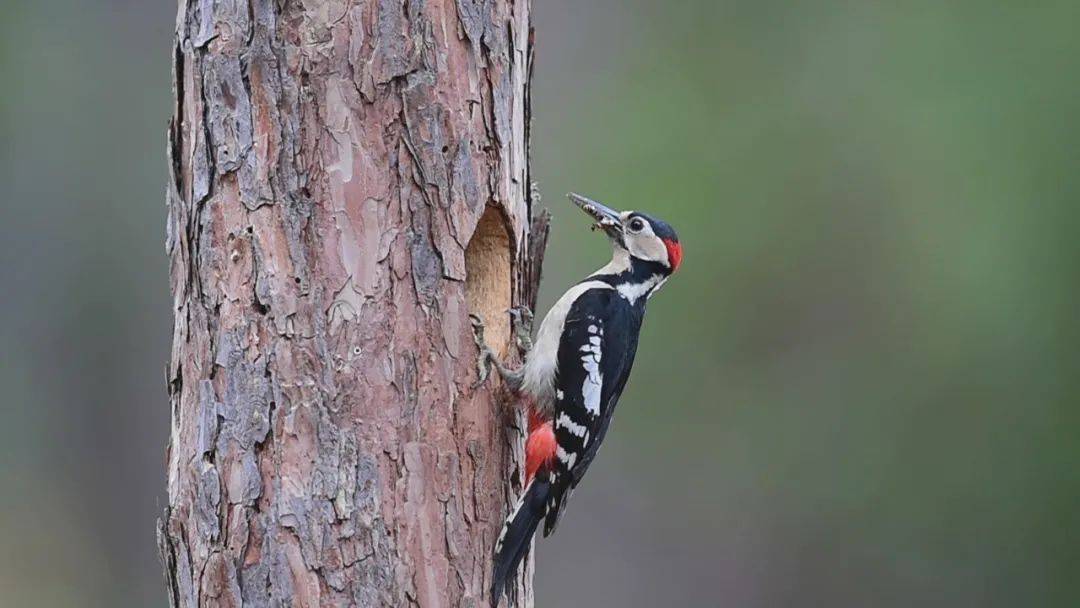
left=473, top=192, right=683, bottom=607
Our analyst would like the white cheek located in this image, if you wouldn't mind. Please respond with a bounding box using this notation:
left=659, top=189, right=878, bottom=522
left=629, top=235, right=668, bottom=264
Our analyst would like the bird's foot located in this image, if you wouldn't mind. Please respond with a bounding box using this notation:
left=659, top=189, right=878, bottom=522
left=470, top=312, right=526, bottom=391
left=470, top=313, right=495, bottom=389
left=509, top=306, right=534, bottom=356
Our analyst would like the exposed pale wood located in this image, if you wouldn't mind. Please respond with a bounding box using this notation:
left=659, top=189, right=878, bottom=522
left=466, top=207, right=513, bottom=359
left=159, top=0, right=545, bottom=605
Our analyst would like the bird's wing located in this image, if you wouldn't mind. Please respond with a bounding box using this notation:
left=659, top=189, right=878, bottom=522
left=542, top=288, right=638, bottom=536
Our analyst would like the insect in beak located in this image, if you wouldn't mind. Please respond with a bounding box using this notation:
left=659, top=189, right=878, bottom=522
left=568, top=192, right=622, bottom=238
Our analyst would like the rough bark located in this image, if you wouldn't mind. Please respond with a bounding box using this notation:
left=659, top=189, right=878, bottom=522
left=157, top=1, right=545, bottom=606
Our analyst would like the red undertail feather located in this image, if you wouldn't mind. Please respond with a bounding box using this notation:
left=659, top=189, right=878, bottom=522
left=663, top=238, right=683, bottom=271
left=525, top=413, right=556, bottom=484
left=527, top=408, right=545, bottom=433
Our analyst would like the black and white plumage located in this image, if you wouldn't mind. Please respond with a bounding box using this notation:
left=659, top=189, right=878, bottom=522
left=486, top=193, right=683, bottom=607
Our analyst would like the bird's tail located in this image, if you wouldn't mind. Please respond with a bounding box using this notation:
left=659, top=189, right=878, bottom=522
left=490, top=477, right=551, bottom=607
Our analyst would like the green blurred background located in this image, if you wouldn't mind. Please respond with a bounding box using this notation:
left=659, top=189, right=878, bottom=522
left=2, top=1, right=1078, bottom=606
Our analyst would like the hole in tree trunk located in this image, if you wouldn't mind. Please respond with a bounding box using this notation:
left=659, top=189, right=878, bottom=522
left=466, top=206, right=512, bottom=358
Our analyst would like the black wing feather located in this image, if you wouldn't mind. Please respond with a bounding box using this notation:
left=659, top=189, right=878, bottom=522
left=542, top=287, right=643, bottom=536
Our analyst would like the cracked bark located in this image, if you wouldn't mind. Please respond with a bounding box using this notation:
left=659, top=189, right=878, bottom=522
left=158, top=1, right=546, bottom=606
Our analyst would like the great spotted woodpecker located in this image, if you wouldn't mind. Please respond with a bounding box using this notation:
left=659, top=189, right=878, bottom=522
left=473, top=193, right=683, bottom=607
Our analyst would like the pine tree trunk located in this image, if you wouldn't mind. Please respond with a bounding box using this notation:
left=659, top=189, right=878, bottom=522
left=158, top=1, right=545, bottom=606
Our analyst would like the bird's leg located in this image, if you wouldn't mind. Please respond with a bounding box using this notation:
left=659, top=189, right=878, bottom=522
left=470, top=313, right=527, bottom=392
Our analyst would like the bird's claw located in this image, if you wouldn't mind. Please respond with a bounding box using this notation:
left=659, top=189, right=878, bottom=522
left=508, top=306, right=534, bottom=355
left=470, top=313, right=494, bottom=389
left=470, top=309, right=530, bottom=393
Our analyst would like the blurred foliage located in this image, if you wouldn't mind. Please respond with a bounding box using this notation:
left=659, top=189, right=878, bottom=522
left=1, top=0, right=1078, bottom=606
left=533, top=1, right=1080, bottom=606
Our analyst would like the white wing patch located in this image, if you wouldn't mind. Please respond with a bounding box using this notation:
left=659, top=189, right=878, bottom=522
left=556, top=445, right=577, bottom=468
left=556, top=412, right=588, bottom=438
left=580, top=322, right=604, bottom=416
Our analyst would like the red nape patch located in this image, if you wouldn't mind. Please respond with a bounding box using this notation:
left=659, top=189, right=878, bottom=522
left=525, top=421, right=556, bottom=484
left=663, top=238, right=683, bottom=271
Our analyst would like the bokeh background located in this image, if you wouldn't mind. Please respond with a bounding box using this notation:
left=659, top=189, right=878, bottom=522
left=2, top=1, right=1079, bottom=606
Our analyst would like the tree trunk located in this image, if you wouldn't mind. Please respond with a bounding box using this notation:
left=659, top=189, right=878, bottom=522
left=157, top=1, right=546, bottom=606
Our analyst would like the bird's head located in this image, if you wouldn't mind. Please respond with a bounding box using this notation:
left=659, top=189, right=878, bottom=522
left=569, top=192, right=683, bottom=274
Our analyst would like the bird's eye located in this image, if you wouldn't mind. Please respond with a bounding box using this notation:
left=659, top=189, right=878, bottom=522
left=627, top=218, right=645, bottom=233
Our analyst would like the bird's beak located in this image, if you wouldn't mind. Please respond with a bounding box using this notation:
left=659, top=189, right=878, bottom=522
left=568, top=193, right=622, bottom=238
